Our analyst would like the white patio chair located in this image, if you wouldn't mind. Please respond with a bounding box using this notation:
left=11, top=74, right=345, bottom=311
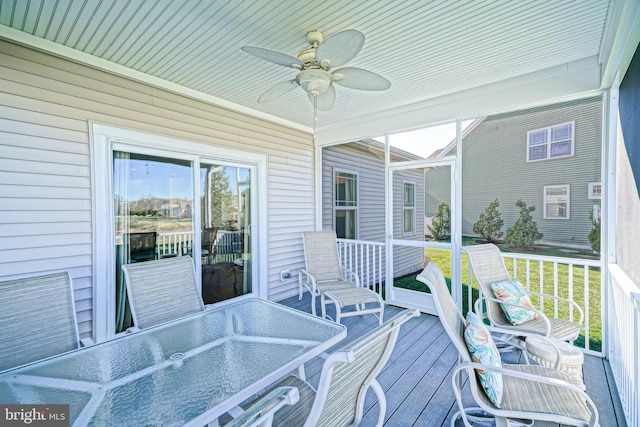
left=299, top=231, right=384, bottom=325
left=464, top=243, right=584, bottom=346
left=0, top=272, right=85, bottom=371
left=225, top=387, right=299, bottom=427
left=246, top=308, right=419, bottom=427
left=125, top=257, right=313, bottom=381
left=122, top=256, right=205, bottom=329
left=417, top=261, right=599, bottom=427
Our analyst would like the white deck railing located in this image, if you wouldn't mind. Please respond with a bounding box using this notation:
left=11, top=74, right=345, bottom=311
left=607, top=264, right=639, bottom=427
left=157, top=231, right=194, bottom=257
left=158, top=234, right=606, bottom=355
left=334, top=240, right=604, bottom=356
left=121, top=230, right=241, bottom=261
left=337, top=238, right=385, bottom=297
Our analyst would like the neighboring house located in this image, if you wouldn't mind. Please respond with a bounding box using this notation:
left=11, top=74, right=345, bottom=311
left=322, top=140, right=425, bottom=277
left=425, top=97, right=602, bottom=248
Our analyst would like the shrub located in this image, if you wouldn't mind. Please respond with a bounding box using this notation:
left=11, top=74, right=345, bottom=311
left=472, top=199, right=504, bottom=243
left=588, top=210, right=601, bottom=254
left=505, top=199, right=543, bottom=248
left=428, top=201, right=450, bottom=240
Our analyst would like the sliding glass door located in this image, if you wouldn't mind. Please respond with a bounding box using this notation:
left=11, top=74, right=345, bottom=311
left=93, top=124, right=267, bottom=340
left=199, top=162, right=253, bottom=304
left=113, top=152, right=195, bottom=332
left=112, top=152, right=255, bottom=333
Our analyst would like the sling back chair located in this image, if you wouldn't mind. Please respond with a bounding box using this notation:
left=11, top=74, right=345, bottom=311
left=122, top=255, right=205, bottom=330
left=243, top=308, right=419, bottom=427
left=299, top=231, right=384, bottom=325
left=417, top=261, right=598, bottom=427
left=0, top=272, right=88, bottom=371
left=225, top=387, right=299, bottom=427
left=464, top=243, right=583, bottom=349
left=126, top=231, right=158, bottom=262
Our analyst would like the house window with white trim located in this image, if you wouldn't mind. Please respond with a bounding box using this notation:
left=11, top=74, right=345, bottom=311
left=543, top=185, right=570, bottom=219
left=334, top=170, right=358, bottom=239
left=588, top=182, right=602, bottom=199
left=403, top=181, right=416, bottom=234
left=527, top=121, right=575, bottom=162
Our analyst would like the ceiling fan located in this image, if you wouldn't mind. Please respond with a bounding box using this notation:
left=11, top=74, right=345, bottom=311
left=241, top=29, right=391, bottom=111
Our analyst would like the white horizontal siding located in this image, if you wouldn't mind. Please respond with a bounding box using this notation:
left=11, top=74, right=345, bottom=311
left=322, top=142, right=386, bottom=242
left=322, top=142, right=425, bottom=278
left=0, top=40, right=313, bottom=338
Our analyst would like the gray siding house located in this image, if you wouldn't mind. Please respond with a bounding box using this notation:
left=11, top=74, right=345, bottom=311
left=322, top=141, right=425, bottom=277
left=425, top=97, right=602, bottom=248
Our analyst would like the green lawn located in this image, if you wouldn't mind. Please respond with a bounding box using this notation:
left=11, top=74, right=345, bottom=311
left=393, top=247, right=602, bottom=352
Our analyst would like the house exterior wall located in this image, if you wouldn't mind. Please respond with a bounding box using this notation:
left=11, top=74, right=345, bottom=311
left=425, top=97, right=602, bottom=247
left=322, top=142, right=425, bottom=277
left=0, top=40, right=314, bottom=339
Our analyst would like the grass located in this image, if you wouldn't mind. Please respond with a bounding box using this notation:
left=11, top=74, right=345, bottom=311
left=393, top=242, right=602, bottom=352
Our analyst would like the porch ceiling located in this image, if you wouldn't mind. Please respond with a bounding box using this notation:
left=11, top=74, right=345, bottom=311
left=0, top=1, right=633, bottom=143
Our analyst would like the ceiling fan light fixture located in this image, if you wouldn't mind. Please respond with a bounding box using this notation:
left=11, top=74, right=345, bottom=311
left=296, top=69, right=333, bottom=96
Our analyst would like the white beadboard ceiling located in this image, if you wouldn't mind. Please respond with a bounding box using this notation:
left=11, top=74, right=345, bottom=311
left=0, top=0, right=635, bottom=143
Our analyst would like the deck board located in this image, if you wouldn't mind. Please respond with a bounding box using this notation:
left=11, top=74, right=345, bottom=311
left=278, top=294, right=626, bottom=426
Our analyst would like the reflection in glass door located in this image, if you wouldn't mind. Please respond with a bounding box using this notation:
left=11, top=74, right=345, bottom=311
left=199, top=163, right=252, bottom=304
left=113, top=152, right=194, bottom=333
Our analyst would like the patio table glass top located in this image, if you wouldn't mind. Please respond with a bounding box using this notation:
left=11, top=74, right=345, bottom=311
left=0, top=298, right=347, bottom=426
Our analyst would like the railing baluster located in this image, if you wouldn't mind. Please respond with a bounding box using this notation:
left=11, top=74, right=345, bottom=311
left=539, top=261, right=544, bottom=311
left=568, top=263, right=574, bottom=323
left=553, top=262, right=559, bottom=318
left=584, top=265, right=590, bottom=350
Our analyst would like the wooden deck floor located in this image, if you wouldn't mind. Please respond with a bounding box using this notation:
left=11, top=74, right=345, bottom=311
left=278, top=294, right=627, bottom=427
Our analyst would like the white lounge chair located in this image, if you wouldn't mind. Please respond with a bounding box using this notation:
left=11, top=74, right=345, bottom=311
left=246, top=308, right=419, bottom=427
left=417, top=261, right=599, bottom=427
left=299, top=231, right=384, bottom=325
left=0, top=272, right=85, bottom=371
left=464, top=243, right=584, bottom=345
left=122, top=256, right=205, bottom=329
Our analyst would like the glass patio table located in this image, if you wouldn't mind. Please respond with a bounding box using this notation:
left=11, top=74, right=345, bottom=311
left=0, top=298, right=347, bottom=426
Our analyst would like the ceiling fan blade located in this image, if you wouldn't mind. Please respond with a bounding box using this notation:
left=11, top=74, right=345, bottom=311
left=308, top=85, right=335, bottom=111
left=241, top=46, right=303, bottom=69
left=258, top=79, right=299, bottom=103
left=332, top=67, right=391, bottom=91
left=315, top=29, right=365, bottom=69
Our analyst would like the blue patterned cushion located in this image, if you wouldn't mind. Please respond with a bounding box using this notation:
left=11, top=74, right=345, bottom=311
left=490, top=279, right=539, bottom=325
left=464, top=312, right=503, bottom=407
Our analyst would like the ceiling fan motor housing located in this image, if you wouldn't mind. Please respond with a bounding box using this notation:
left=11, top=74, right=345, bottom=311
left=297, top=47, right=319, bottom=68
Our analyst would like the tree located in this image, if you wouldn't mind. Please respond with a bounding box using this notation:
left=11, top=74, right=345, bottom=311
left=205, top=167, right=236, bottom=229
left=428, top=201, right=451, bottom=241
left=505, top=199, right=543, bottom=248
left=473, top=199, right=504, bottom=243
left=588, top=210, right=601, bottom=254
